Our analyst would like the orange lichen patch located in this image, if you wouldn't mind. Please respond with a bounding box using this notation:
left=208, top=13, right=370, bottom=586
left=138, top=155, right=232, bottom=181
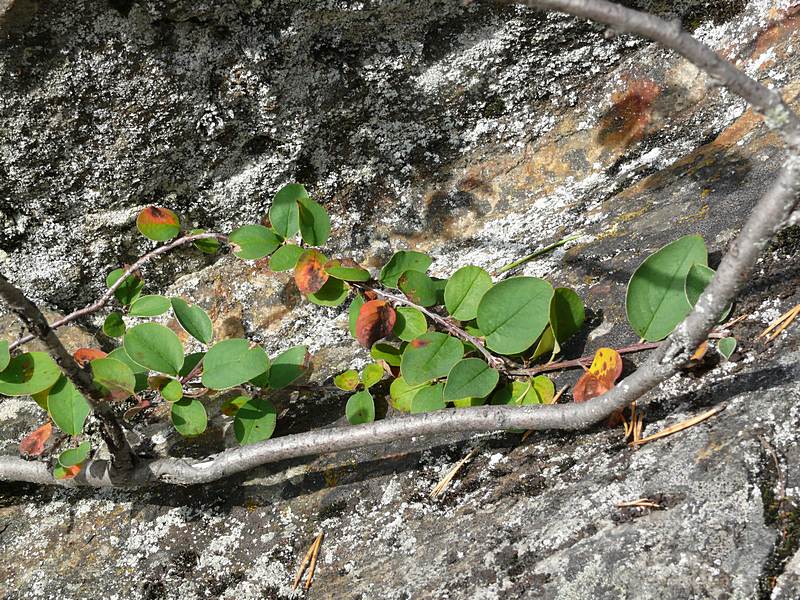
left=752, top=5, right=800, bottom=58
left=595, top=79, right=661, bottom=149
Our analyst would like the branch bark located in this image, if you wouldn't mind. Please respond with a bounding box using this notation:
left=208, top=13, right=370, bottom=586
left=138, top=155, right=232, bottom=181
left=1, top=0, right=798, bottom=487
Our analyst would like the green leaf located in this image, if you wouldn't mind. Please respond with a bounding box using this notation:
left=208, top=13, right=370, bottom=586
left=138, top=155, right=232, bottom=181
left=626, top=234, right=708, bottom=341
left=171, top=398, right=208, bottom=437
left=298, top=196, right=331, bottom=246
left=400, top=332, right=464, bottom=386
left=90, top=358, right=136, bottom=397
left=234, top=397, right=277, bottom=445
left=410, top=383, right=446, bottom=413
left=129, top=295, right=171, bottom=317
left=550, top=288, right=585, bottom=344
left=307, top=277, right=349, bottom=307
left=47, top=376, right=91, bottom=436
left=269, top=243, right=304, bottom=271
left=107, top=347, right=148, bottom=392
left=324, top=258, right=371, bottom=282
left=269, top=183, right=306, bottom=238
left=267, top=345, right=310, bottom=390
left=136, top=206, right=181, bottom=241
left=0, top=352, right=61, bottom=397
left=392, top=306, right=428, bottom=342
left=371, top=342, right=403, bottom=367
left=379, top=251, right=432, bottom=288
left=58, top=441, right=90, bottom=467
left=490, top=380, right=538, bottom=406
left=530, top=326, right=556, bottom=361
left=476, top=277, right=554, bottom=355
left=532, top=375, right=555, bottom=404
left=398, top=270, right=438, bottom=307
left=361, top=363, right=384, bottom=389
left=346, top=390, right=375, bottom=425
left=0, top=340, right=9, bottom=372
left=451, top=396, right=486, bottom=408
left=190, top=229, right=220, bottom=254
left=685, top=263, right=732, bottom=323
left=160, top=378, right=183, bottom=402
left=124, top=323, right=185, bottom=375
left=444, top=266, right=493, bottom=321
left=229, top=224, right=281, bottom=260
left=202, top=339, right=269, bottom=390
left=349, top=294, right=365, bottom=338
left=442, top=358, right=499, bottom=402
left=106, top=268, right=144, bottom=306
left=102, top=312, right=126, bottom=338
left=171, top=298, right=213, bottom=344
left=389, top=376, right=427, bottom=412
left=432, top=277, right=448, bottom=306
left=334, top=369, right=360, bottom=391
left=718, top=337, right=737, bottom=360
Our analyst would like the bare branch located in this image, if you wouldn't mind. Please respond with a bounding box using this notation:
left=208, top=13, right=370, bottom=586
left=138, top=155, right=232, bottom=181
left=8, top=232, right=227, bottom=352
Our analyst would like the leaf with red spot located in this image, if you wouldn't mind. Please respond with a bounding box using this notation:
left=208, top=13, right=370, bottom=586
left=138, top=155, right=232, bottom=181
left=73, top=348, right=107, bottom=367
left=294, top=249, right=329, bottom=294
left=19, top=422, right=53, bottom=457
left=136, top=206, right=181, bottom=241
left=573, top=347, right=623, bottom=403
left=54, top=464, right=81, bottom=480
left=355, top=300, right=397, bottom=348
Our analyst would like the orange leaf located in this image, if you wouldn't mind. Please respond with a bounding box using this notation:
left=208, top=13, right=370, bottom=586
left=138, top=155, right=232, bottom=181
left=355, top=300, right=397, bottom=348
left=19, top=422, right=53, bottom=457
left=73, top=348, right=107, bottom=367
left=573, top=347, right=623, bottom=403
left=57, top=465, right=81, bottom=480
left=294, top=250, right=329, bottom=294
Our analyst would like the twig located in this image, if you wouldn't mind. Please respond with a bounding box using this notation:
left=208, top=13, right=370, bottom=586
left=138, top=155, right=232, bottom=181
left=8, top=232, right=227, bottom=351
left=494, top=232, right=582, bottom=276
left=509, top=341, right=660, bottom=376
left=615, top=498, right=662, bottom=509
left=521, top=384, right=568, bottom=441
left=0, top=273, right=136, bottom=471
left=430, top=447, right=480, bottom=498
left=630, top=405, right=725, bottom=447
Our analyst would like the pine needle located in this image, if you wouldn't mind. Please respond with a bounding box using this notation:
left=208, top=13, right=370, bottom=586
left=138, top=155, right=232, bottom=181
left=759, top=304, right=800, bottom=342
left=292, top=532, right=324, bottom=591
left=630, top=405, right=725, bottom=447
left=430, top=447, right=479, bottom=498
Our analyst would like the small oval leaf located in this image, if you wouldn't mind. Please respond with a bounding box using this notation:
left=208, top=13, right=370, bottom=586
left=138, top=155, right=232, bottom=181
left=334, top=369, right=360, bottom=391
left=106, top=268, right=144, bottom=306
left=234, top=397, right=277, bottom=445
left=190, top=228, right=220, bottom=254
left=270, top=243, right=304, bottom=272
left=356, top=300, right=397, bottom=348
left=47, top=376, right=91, bottom=436
left=295, top=249, right=329, bottom=294
left=124, top=323, right=185, bottom=375
left=102, top=312, right=126, bottom=338
left=444, top=266, right=493, bottom=321
left=361, top=363, right=384, bottom=389
left=0, top=352, right=61, bottom=397
left=90, top=357, right=136, bottom=398
left=389, top=376, right=427, bottom=412
left=398, top=270, right=438, bottom=307
left=346, top=390, right=375, bottom=425
left=20, top=422, right=53, bottom=457
left=307, top=277, right=349, bottom=307
left=392, top=306, right=428, bottom=342
left=171, top=398, right=208, bottom=437
left=202, top=339, right=269, bottom=390
left=229, top=224, right=281, bottom=260
left=269, top=183, right=305, bottom=238
left=442, top=358, right=499, bottom=402
left=379, top=251, right=432, bottom=289
left=171, top=298, right=213, bottom=344
left=400, top=332, right=464, bottom=386
left=58, top=441, right=91, bottom=468
left=0, top=340, right=9, bottom=372
left=137, top=206, right=180, bottom=241
left=267, top=345, right=311, bottom=390
left=718, top=337, right=737, bottom=361
left=298, top=196, right=331, bottom=246
left=324, top=258, right=371, bottom=282
left=410, top=383, right=446, bottom=413
left=129, top=295, right=171, bottom=317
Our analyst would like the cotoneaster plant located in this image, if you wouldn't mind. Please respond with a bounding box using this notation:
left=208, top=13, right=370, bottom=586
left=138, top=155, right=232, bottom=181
left=0, top=0, right=798, bottom=488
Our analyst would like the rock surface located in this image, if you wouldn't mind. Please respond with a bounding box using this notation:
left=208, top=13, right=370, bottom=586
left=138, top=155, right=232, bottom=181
left=2, top=0, right=800, bottom=598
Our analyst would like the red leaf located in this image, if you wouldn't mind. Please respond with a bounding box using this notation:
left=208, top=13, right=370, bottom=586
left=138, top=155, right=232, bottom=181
left=294, top=249, right=329, bottom=294
left=138, top=206, right=179, bottom=227
left=73, top=348, right=107, bottom=367
left=573, top=347, right=623, bottom=403
left=20, top=422, right=53, bottom=457
left=57, top=465, right=81, bottom=480
left=355, top=300, right=397, bottom=348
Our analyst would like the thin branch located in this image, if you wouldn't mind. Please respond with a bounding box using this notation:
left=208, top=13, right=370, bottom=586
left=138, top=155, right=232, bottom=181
left=509, top=341, right=660, bottom=376
left=0, top=0, right=798, bottom=487
left=8, top=232, right=228, bottom=351
left=0, top=273, right=136, bottom=471
left=494, top=232, right=582, bottom=276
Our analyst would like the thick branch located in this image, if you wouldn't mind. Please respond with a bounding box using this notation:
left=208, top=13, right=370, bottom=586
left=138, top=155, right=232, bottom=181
left=0, top=273, right=136, bottom=471
left=8, top=232, right=227, bottom=351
